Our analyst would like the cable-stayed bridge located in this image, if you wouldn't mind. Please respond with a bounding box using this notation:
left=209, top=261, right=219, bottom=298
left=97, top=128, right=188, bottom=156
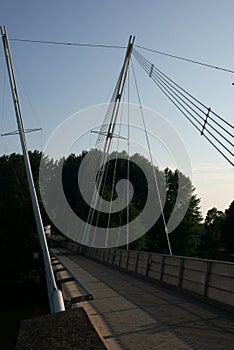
left=1, top=27, right=233, bottom=349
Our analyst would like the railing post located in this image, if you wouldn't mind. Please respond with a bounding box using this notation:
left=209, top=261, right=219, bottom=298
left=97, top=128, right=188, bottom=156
left=126, top=250, right=130, bottom=269
left=203, top=261, right=212, bottom=297
left=159, top=256, right=165, bottom=281
left=146, top=254, right=152, bottom=277
left=135, top=252, right=140, bottom=273
left=119, top=249, right=123, bottom=266
left=178, top=258, right=184, bottom=288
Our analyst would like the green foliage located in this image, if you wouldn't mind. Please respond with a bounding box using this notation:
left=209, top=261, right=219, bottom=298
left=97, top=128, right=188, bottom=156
left=0, top=151, right=45, bottom=282
left=169, top=195, right=203, bottom=256
left=1, top=149, right=233, bottom=264
left=203, top=207, right=225, bottom=254
left=222, top=201, right=234, bottom=253
left=200, top=203, right=234, bottom=257
left=145, top=168, right=203, bottom=255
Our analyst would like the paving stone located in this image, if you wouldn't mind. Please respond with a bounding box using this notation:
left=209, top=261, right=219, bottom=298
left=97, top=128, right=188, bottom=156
left=52, top=248, right=234, bottom=350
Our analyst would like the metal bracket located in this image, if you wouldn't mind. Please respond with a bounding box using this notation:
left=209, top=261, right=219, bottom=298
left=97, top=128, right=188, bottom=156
left=57, top=276, right=74, bottom=290
left=1, top=127, right=42, bottom=137
left=149, top=64, right=154, bottom=78
left=201, top=107, right=211, bottom=135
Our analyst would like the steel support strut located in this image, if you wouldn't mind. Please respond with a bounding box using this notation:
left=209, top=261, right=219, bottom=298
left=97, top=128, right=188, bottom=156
left=0, top=25, right=65, bottom=313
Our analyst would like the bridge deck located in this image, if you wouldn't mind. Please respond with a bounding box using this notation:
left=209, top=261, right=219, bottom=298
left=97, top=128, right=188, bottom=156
left=52, top=247, right=234, bottom=350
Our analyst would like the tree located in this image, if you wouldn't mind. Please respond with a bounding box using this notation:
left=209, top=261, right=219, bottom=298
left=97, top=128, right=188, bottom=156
left=169, top=194, right=203, bottom=256
left=0, top=152, right=45, bottom=282
left=0, top=149, right=203, bottom=264
left=204, top=207, right=225, bottom=254
left=145, top=168, right=202, bottom=255
left=222, top=201, right=234, bottom=253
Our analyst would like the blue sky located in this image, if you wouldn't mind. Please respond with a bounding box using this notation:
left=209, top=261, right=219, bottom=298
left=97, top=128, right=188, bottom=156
left=0, top=0, right=233, bottom=217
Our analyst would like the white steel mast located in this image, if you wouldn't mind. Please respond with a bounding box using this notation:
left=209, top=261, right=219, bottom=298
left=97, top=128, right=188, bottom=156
left=84, top=35, right=135, bottom=247
left=0, top=26, right=65, bottom=313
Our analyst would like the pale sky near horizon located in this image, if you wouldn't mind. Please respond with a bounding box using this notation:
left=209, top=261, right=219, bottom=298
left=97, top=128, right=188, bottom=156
left=0, top=0, right=233, bottom=218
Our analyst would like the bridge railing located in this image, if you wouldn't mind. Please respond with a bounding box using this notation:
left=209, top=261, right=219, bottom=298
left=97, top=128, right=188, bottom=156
left=61, top=242, right=234, bottom=310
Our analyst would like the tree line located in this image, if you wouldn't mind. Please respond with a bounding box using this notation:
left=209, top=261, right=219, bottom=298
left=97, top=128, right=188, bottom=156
left=201, top=204, right=234, bottom=257
left=0, top=150, right=233, bottom=286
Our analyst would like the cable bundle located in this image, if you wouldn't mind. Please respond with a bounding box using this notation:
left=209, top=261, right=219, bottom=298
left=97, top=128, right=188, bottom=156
left=133, top=49, right=234, bottom=166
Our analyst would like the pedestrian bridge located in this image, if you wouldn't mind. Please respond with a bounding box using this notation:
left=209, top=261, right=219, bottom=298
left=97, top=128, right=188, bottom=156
left=49, top=244, right=233, bottom=350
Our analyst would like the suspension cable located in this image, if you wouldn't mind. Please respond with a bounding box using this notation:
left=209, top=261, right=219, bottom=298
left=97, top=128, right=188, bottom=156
left=135, top=53, right=233, bottom=141
left=11, top=37, right=234, bottom=75
left=131, top=60, right=173, bottom=256
left=105, top=101, right=126, bottom=247
left=91, top=99, right=125, bottom=246
left=134, top=49, right=233, bottom=130
left=127, top=70, right=130, bottom=249
left=137, top=58, right=233, bottom=156
left=10, top=37, right=126, bottom=49
left=136, top=44, right=234, bottom=75
left=133, top=49, right=234, bottom=166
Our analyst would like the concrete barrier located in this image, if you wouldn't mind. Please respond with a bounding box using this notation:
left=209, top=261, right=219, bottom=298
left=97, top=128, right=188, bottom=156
left=62, top=242, right=234, bottom=309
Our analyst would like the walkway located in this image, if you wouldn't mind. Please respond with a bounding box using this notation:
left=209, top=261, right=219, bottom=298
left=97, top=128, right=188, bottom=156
left=52, top=247, right=234, bottom=350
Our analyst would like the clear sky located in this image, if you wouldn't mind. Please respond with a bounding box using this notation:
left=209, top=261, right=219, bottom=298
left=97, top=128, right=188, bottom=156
left=0, top=0, right=233, bottom=218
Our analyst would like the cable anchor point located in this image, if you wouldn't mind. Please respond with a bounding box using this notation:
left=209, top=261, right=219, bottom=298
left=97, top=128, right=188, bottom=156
left=201, top=107, right=211, bottom=135
left=149, top=64, right=154, bottom=78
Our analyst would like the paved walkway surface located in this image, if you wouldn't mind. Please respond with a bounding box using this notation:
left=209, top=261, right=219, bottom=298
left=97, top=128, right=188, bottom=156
left=52, top=248, right=234, bottom=350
